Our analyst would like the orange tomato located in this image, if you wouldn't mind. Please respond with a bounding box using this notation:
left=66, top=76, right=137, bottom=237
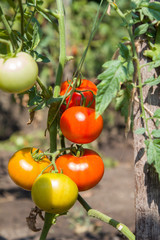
left=8, top=147, right=52, bottom=191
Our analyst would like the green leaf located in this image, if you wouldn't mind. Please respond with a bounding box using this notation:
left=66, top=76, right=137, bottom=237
left=96, top=60, right=126, bottom=116
left=152, top=130, right=160, bottom=138
left=31, top=20, right=42, bottom=50
left=135, top=127, right=146, bottom=134
left=144, top=76, right=160, bottom=86
left=6, top=0, right=15, bottom=8
left=153, top=109, right=160, bottom=119
left=134, top=23, right=149, bottom=38
left=115, top=84, right=132, bottom=122
left=145, top=139, right=160, bottom=179
left=119, top=43, right=129, bottom=60
left=131, top=0, right=149, bottom=9
left=141, top=2, right=160, bottom=21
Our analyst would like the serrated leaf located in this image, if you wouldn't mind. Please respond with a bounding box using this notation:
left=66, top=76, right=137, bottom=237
left=141, top=2, right=160, bottom=21
left=154, top=109, right=160, bottom=119
left=6, top=0, right=15, bottom=8
left=31, top=20, right=42, bottom=50
left=152, top=129, right=160, bottom=138
left=119, top=43, right=129, bottom=60
left=96, top=60, right=126, bottom=116
left=134, top=23, right=149, bottom=38
left=148, top=60, right=160, bottom=70
left=145, top=139, right=160, bottom=179
left=131, top=0, right=149, bottom=9
left=115, top=84, right=132, bottom=122
left=135, top=127, right=146, bottom=134
left=144, top=76, right=160, bottom=86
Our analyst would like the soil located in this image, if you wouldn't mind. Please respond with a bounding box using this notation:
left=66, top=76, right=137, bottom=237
left=0, top=92, right=135, bottom=240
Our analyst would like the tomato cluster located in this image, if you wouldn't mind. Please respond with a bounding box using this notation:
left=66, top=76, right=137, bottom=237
left=7, top=78, right=104, bottom=215
left=59, top=79, right=104, bottom=191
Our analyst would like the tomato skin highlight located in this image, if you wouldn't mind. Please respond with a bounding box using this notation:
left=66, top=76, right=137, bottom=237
left=8, top=148, right=51, bottom=191
left=60, top=106, right=103, bottom=144
left=0, top=52, right=38, bottom=93
left=31, top=173, right=78, bottom=214
left=60, top=79, right=97, bottom=111
left=56, top=149, right=104, bottom=191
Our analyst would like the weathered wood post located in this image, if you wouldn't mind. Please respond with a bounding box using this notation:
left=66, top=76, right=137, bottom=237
left=134, top=1, right=160, bottom=238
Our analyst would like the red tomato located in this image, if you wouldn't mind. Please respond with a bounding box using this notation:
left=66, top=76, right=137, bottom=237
left=8, top=148, right=52, bottom=191
left=60, top=79, right=97, bottom=112
left=60, top=106, right=103, bottom=144
left=56, top=149, right=104, bottom=191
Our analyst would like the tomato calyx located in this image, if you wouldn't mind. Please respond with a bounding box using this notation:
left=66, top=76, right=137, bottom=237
left=70, top=144, right=84, bottom=157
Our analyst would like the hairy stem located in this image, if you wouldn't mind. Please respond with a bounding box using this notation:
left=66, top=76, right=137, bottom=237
left=78, top=194, right=135, bottom=240
left=18, top=0, right=24, bottom=39
left=0, top=5, right=18, bottom=52
left=41, top=1, right=66, bottom=239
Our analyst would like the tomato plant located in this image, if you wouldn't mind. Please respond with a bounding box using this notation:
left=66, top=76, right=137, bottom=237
left=8, top=147, right=51, bottom=191
left=56, top=148, right=104, bottom=191
left=60, top=106, right=103, bottom=144
left=0, top=52, right=38, bottom=93
left=31, top=173, right=78, bottom=214
left=60, top=79, right=97, bottom=112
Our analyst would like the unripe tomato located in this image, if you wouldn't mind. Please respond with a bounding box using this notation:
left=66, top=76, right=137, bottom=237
left=31, top=173, right=78, bottom=214
left=0, top=52, right=38, bottom=93
left=60, top=106, right=103, bottom=144
left=8, top=147, right=51, bottom=191
left=56, top=149, right=104, bottom=191
left=60, top=79, right=97, bottom=112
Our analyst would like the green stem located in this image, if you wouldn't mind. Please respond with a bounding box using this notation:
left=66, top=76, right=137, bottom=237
left=40, top=1, right=66, bottom=239
left=48, top=0, right=66, bottom=152
left=18, top=0, right=24, bottom=38
left=109, top=0, right=151, bottom=139
left=36, top=76, right=51, bottom=98
left=36, top=6, right=59, bottom=19
left=0, top=5, right=18, bottom=52
left=136, top=59, right=152, bottom=139
left=54, top=0, right=66, bottom=97
left=39, top=213, right=55, bottom=240
left=78, top=194, right=135, bottom=240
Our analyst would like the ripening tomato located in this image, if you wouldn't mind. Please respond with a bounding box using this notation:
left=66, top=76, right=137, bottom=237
left=0, top=52, right=38, bottom=93
left=56, top=149, right=104, bottom=191
left=60, top=79, right=97, bottom=112
left=60, top=106, right=103, bottom=144
left=31, top=173, right=78, bottom=214
left=8, top=147, right=52, bottom=191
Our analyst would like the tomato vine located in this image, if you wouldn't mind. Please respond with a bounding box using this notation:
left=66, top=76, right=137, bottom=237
left=2, top=0, right=160, bottom=239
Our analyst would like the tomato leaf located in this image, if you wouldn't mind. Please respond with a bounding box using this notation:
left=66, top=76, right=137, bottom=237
left=135, top=127, right=146, bottom=135
left=144, top=76, right=160, bottom=86
left=154, top=109, right=160, bottom=119
left=115, top=84, right=132, bottom=122
left=140, top=2, right=160, bottom=21
left=152, top=130, right=160, bottom=138
left=145, top=139, right=160, bottom=179
left=134, top=23, right=149, bottom=38
left=31, top=20, right=42, bottom=50
left=96, top=60, right=126, bottom=116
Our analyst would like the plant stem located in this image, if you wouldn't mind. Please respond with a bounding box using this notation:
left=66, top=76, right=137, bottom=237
left=109, top=0, right=151, bottom=139
left=0, top=5, right=18, bottom=52
left=18, top=0, right=24, bottom=39
left=48, top=0, right=66, bottom=152
left=39, top=213, right=55, bottom=240
left=41, top=1, right=66, bottom=239
left=78, top=194, right=135, bottom=240
left=54, top=0, right=66, bottom=97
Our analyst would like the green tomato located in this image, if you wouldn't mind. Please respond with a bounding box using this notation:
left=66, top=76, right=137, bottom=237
left=0, top=52, right=38, bottom=93
left=31, top=173, right=78, bottom=214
